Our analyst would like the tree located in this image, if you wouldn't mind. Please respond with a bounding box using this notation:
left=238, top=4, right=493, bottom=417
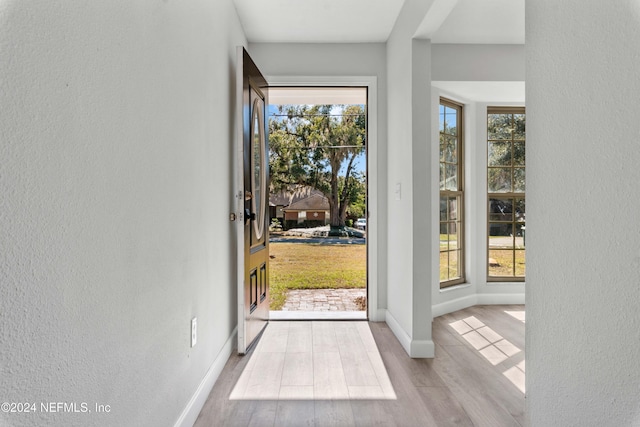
left=269, top=104, right=366, bottom=230
left=487, top=113, right=525, bottom=192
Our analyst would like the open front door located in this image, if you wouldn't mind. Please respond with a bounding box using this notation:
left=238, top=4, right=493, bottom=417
left=236, top=47, right=269, bottom=354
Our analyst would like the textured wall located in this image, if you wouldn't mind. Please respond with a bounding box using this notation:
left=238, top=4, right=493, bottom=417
left=526, top=1, right=640, bottom=425
left=0, top=1, right=246, bottom=426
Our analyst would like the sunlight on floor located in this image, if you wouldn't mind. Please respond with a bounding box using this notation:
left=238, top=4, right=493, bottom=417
left=230, top=321, right=396, bottom=401
left=503, top=360, right=526, bottom=393
left=504, top=310, right=525, bottom=323
left=449, top=315, right=525, bottom=393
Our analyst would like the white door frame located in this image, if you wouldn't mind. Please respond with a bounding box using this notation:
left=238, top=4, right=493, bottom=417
left=265, top=75, right=380, bottom=321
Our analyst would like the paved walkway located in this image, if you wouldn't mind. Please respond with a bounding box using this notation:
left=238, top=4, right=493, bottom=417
left=280, top=288, right=366, bottom=312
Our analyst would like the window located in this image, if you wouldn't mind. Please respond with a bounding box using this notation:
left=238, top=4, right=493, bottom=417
left=439, top=99, right=464, bottom=287
left=487, top=107, right=525, bottom=280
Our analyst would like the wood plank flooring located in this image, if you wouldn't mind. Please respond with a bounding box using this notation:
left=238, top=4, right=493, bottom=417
left=194, top=305, right=525, bottom=427
left=228, top=321, right=395, bottom=401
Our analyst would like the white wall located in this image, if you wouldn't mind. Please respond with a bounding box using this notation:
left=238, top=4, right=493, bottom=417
left=431, top=44, right=525, bottom=82
left=247, top=42, right=389, bottom=315
left=385, top=0, right=436, bottom=357
left=527, top=1, right=640, bottom=425
left=0, top=1, right=246, bottom=426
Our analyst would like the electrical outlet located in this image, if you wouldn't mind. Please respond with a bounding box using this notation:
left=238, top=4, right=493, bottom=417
left=191, top=317, right=197, bottom=348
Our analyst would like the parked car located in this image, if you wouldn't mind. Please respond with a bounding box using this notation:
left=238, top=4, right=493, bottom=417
left=355, top=218, right=367, bottom=230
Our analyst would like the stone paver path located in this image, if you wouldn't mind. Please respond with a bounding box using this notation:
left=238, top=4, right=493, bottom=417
left=280, top=289, right=366, bottom=311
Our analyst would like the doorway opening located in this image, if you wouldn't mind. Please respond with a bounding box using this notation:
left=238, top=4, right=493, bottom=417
left=267, top=87, right=368, bottom=320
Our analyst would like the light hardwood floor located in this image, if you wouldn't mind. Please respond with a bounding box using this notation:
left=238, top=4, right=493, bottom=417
left=194, top=305, right=525, bottom=427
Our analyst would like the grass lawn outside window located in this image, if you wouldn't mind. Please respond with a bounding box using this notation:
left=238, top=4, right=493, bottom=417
left=268, top=242, right=366, bottom=310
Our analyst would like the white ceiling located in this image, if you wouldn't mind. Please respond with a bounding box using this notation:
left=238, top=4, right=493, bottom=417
left=232, top=0, right=405, bottom=43
left=234, top=0, right=525, bottom=102
left=424, top=0, right=525, bottom=44
left=233, top=0, right=524, bottom=44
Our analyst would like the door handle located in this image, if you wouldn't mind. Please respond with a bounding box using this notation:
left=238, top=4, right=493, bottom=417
left=244, top=209, right=256, bottom=224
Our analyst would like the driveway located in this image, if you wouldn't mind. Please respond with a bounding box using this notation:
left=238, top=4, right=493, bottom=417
left=269, top=236, right=366, bottom=245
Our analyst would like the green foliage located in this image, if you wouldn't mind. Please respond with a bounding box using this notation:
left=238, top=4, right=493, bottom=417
left=439, top=104, right=460, bottom=191
left=487, top=113, right=526, bottom=193
left=269, top=104, right=366, bottom=227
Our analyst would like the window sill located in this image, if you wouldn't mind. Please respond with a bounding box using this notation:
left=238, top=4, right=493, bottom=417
left=485, top=281, right=526, bottom=286
left=439, top=282, right=472, bottom=293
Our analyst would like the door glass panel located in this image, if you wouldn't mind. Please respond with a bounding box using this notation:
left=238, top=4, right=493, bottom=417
left=251, top=97, right=266, bottom=240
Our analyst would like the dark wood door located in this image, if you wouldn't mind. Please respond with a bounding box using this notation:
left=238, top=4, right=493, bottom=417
left=237, top=47, right=269, bottom=354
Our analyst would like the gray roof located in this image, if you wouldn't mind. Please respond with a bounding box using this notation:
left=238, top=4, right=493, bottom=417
left=269, top=187, right=326, bottom=207
left=284, top=193, right=330, bottom=211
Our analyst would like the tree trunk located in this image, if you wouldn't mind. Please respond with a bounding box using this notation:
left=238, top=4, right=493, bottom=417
left=329, top=157, right=344, bottom=228
left=338, top=154, right=356, bottom=225
left=329, top=197, right=344, bottom=228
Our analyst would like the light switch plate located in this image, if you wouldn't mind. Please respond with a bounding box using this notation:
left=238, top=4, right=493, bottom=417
left=191, top=317, right=197, bottom=348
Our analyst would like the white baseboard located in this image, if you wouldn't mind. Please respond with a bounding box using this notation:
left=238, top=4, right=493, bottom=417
left=432, top=293, right=525, bottom=318
left=385, top=310, right=434, bottom=358
left=385, top=310, right=411, bottom=355
left=174, top=327, right=237, bottom=427
left=410, top=339, right=435, bottom=358
left=432, top=294, right=478, bottom=318
left=476, top=293, right=525, bottom=305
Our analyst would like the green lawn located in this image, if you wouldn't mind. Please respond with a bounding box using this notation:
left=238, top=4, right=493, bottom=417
left=268, top=242, right=366, bottom=310
left=439, top=249, right=525, bottom=280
